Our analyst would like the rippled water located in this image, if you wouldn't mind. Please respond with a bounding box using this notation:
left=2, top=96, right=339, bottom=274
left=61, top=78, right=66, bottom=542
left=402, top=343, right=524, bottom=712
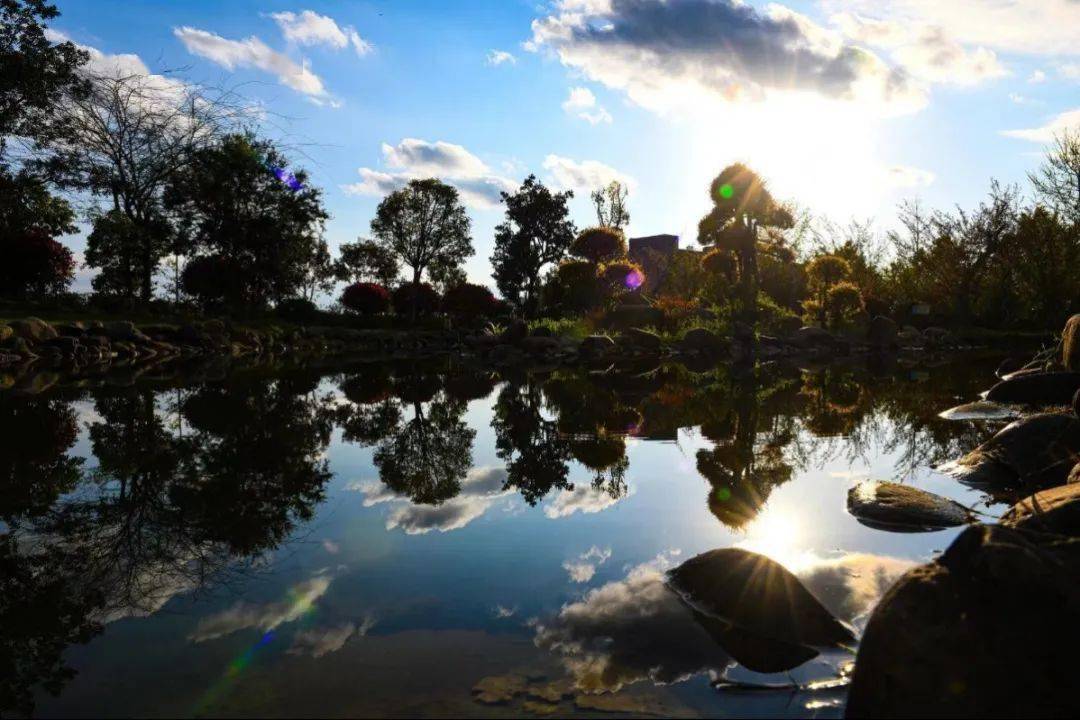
left=1, top=354, right=1015, bottom=718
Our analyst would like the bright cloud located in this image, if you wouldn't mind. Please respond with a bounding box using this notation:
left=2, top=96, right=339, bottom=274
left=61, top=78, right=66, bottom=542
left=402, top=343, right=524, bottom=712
left=885, top=164, right=935, bottom=188
left=1028, top=69, right=1047, bottom=84
left=563, top=545, right=613, bottom=583
left=544, top=482, right=630, bottom=518
left=1002, top=107, right=1080, bottom=143
left=528, top=0, right=926, bottom=115
left=487, top=49, right=517, bottom=66
left=343, top=139, right=517, bottom=209
left=542, top=154, right=635, bottom=194
left=562, top=86, right=612, bottom=124
left=174, top=26, right=328, bottom=97
left=270, top=10, right=373, bottom=56
left=189, top=575, right=332, bottom=642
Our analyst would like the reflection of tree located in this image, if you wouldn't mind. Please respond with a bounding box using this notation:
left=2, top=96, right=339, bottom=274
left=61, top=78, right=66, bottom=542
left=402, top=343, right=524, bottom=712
left=493, top=380, right=572, bottom=505
left=0, top=396, right=83, bottom=522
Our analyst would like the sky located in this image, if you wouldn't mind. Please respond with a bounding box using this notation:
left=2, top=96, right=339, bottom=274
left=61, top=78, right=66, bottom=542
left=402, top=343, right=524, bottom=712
left=47, top=0, right=1080, bottom=290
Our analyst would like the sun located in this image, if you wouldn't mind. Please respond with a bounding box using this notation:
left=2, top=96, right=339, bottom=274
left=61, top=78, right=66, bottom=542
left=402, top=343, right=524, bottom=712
left=734, top=505, right=819, bottom=573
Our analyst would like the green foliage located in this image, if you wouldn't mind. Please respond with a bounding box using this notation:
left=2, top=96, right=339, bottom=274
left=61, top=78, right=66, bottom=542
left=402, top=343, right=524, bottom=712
left=86, top=210, right=170, bottom=300
left=546, top=260, right=603, bottom=314
left=166, top=133, right=328, bottom=308
left=826, top=281, right=864, bottom=329
left=527, top=316, right=593, bottom=340
left=335, top=239, right=399, bottom=286
left=0, top=169, right=76, bottom=297
left=590, top=180, right=630, bottom=230
left=570, top=226, right=626, bottom=264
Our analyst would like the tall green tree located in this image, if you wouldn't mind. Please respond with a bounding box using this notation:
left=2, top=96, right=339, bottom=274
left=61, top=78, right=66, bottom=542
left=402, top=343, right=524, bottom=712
left=697, top=164, right=794, bottom=332
left=335, top=238, right=399, bottom=286
left=0, top=167, right=75, bottom=297
left=591, top=179, right=630, bottom=230
left=84, top=209, right=169, bottom=301
left=164, top=133, right=328, bottom=308
left=0, top=0, right=88, bottom=161
left=370, top=178, right=472, bottom=320
left=490, top=175, right=576, bottom=316
left=1029, top=128, right=1080, bottom=222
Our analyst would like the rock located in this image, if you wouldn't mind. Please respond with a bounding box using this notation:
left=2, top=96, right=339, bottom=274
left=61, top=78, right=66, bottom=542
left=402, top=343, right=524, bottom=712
left=579, top=334, right=616, bottom=359
left=938, top=400, right=1020, bottom=421
left=679, top=327, right=725, bottom=354
left=1063, top=314, right=1080, bottom=371
left=520, top=336, right=560, bottom=355
left=41, top=336, right=79, bottom=355
left=1001, top=482, right=1080, bottom=536
left=488, top=344, right=523, bottom=365
left=499, top=319, right=528, bottom=345
left=529, top=325, right=554, bottom=338
left=946, top=412, right=1080, bottom=491
left=7, top=317, right=57, bottom=342
left=845, top=525, right=1080, bottom=718
left=896, top=326, right=924, bottom=347
left=846, top=481, right=973, bottom=532
left=102, top=321, right=148, bottom=343
left=996, top=357, right=1022, bottom=378
left=867, top=315, right=898, bottom=349
left=1, top=336, right=34, bottom=357
left=54, top=323, right=86, bottom=338
left=732, top=322, right=754, bottom=342
left=985, top=371, right=1080, bottom=406
left=622, top=327, right=663, bottom=351
left=791, top=325, right=834, bottom=348
left=923, top=326, right=959, bottom=348
left=667, top=549, right=855, bottom=654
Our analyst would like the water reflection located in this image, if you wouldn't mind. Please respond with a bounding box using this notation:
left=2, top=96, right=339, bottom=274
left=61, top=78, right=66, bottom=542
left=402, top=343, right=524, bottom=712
left=0, top=354, right=1009, bottom=716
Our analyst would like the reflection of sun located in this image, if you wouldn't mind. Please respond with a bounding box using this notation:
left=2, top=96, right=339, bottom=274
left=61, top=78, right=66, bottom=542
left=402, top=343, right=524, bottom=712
left=735, top=506, right=819, bottom=573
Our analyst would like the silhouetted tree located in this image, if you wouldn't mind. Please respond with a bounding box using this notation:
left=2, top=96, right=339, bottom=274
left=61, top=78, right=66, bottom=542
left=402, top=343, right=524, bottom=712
left=591, top=179, right=630, bottom=230
left=493, top=381, right=573, bottom=505
left=0, top=168, right=76, bottom=297
left=335, top=238, right=399, bottom=286
left=340, top=282, right=390, bottom=315
left=371, top=178, right=472, bottom=321
left=491, top=175, right=576, bottom=316
left=84, top=209, right=170, bottom=301
left=1029, top=128, right=1080, bottom=221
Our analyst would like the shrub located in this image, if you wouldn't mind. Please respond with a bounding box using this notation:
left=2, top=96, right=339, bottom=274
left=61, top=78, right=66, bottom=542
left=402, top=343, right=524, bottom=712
left=276, top=297, right=318, bottom=321
left=0, top=228, right=75, bottom=297
left=701, top=248, right=737, bottom=278
left=181, top=255, right=241, bottom=307
left=341, top=282, right=390, bottom=315
left=826, top=281, right=864, bottom=328
left=442, top=282, right=498, bottom=318
left=549, top=260, right=603, bottom=313
left=600, top=260, right=645, bottom=294
left=391, top=282, right=440, bottom=317
left=570, top=227, right=626, bottom=263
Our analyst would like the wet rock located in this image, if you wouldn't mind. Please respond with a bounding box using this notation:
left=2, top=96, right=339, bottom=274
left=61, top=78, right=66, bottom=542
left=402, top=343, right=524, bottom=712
left=102, top=321, right=148, bottom=343
left=867, top=315, right=898, bottom=349
left=985, top=371, right=1080, bottom=406
left=1063, top=313, right=1080, bottom=371
left=1001, top=482, right=1080, bottom=536
left=996, top=357, right=1022, bottom=378
left=667, top=549, right=855, bottom=654
left=946, top=412, right=1080, bottom=490
left=54, top=323, right=86, bottom=338
left=520, top=336, right=559, bottom=355
left=579, top=334, right=616, bottom=359
left=938, top=400, right=1020, bottom=421
left=846, top=525, right=1080, bottom=719
left=679, top=327, right=725, bottom=354
left=846, top=481, right=973, bottom=532
left=791, top=325, right=834, bottom=349
left=2, top=336, right=34, bottom=357
left=7, top=317, right=57, bottom=342
left=622, top=327, right=663, bottom=351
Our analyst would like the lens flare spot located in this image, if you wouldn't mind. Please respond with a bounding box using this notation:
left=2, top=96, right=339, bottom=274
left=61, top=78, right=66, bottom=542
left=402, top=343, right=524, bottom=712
left=624, top=269, right=644, bottom=290
left=719, top=183, right=734, bottom=199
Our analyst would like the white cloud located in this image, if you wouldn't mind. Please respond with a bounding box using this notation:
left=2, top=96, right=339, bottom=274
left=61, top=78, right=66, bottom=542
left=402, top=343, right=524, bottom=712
left=190, top=575, right=332, bottom=642
left=885, top=164, right=935, bottom=188
left=343, top=139, right=517, bottom=209
left=494, top=605, right=517, bottom=618
left=563, top=546, right=613, bottom=583
left=487, top=49, right=517, bottom=66
left=1002, top=107, right=1080, bottom=143
left=174, top=26, right=328, bottom=97
left=322, top=539, right=340, bottom=555
left=1028, top=69, right=1047, bottom=84
left=544, top=482, right=630, bottom=518
left=288, top=623, right=355, bottom=658
left=541, top=154, right=635, bottom=194
left=1060, top=63, right=1080, bottom=81
left=270, top=10, right=373, bottom=56
left=528, top=0, right=925, bottom=116
left=562, top=86, right=612, bottom=124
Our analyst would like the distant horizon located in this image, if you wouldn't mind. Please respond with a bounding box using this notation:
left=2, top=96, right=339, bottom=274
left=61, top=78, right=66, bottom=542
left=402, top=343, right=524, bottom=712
left=40, top=0, right=1080, bottom=294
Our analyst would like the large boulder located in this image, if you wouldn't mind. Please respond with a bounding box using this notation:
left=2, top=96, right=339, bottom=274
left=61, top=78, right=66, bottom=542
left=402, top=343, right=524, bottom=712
left=985, top=371, right=1080, bottom=406
left=621, top=327, right=663, bottom=351
left=102, top=320, right=148, bottom=343
left=7, top=317, right=57, bottom=342
left=520, top=336, right=560, bottom=355
left=499, top=319, right=528, bottom=345
left=867, top=315, right=898, bottom=349
left=790, top=325, right=834, bottom=349
left=946, top=412, right=1080, bottom=490
left=679, top=327, right=726, bottom=354
left=1063, top=314, right=1080, bottom=371
left=846, top=525, right=1080, bottom=718
left=1001, top=482, right=1080, bottom=536
left=579, top=334, right=615, bottom=360
left=896, top=325, right=924, bottom=347
left=846, top=481, right=973, bottom=532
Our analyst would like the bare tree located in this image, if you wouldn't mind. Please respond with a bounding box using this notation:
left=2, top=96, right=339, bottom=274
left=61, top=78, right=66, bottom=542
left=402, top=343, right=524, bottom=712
left=591, top=180, right=630, bottom=230
left=1029, top=128, right=1080, bottom=221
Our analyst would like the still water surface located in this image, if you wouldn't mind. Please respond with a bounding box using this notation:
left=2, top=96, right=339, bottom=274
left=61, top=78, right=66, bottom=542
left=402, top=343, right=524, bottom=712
left=1, top=355, right=1011, bottom=717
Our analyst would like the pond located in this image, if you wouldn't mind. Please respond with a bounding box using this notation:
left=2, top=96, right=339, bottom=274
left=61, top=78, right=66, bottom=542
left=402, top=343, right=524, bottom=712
left=1, top=354, right=1013, bottom=718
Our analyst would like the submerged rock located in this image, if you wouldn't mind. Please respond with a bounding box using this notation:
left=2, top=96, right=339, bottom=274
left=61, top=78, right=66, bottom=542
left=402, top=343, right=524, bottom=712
left=846, top=481, right=973, bottom=532
left=938, top=400, right=1020, bottom=421
left=1001, top=482, right=1080, bottom=536
left=846, top=525, right=1080, bottom=718
left=667, top=549, right=855, bottom=655
left=945, top=412, right=1080, bottom=490
left=985, top=371, right=1080, bottom=406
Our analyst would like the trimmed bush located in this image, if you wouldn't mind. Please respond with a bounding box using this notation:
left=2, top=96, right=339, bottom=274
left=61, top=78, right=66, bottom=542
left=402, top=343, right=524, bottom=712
left=276, top=297, right=318, bottom=321
left=600, top=260, right=646, bottom=294
left=341, top=282, right=390, bottom=315
left=391, top=282, right=440, bottom=317
left=0, top=228, right=75, bottom=297
left=701, top=248, right=737, bottom=278
left=442, top=282, right=498, bottom=318
left=570, top=226, right=626, bottom=263
left=550, top=260, right=603, bottom=313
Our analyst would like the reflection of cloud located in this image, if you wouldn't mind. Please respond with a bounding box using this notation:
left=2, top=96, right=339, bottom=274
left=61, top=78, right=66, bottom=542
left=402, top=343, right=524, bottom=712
left=358, top=467, right=513, bottom=535
left=190, top=576, right=331, bottom=642
left=494, top=605, right=517, bottom=618
left=342, top=138, right=516, bottom=209
left=287, top=614, right=376, bottom=658
left=797, top=554, right=915, bottom=626
left=563, top=546, right=612, bottom=583
left=322, top=539, right=340, bottom=555
left=535, top=552, right=726, bottom=693
left=544, top=484, right=630, bottom=519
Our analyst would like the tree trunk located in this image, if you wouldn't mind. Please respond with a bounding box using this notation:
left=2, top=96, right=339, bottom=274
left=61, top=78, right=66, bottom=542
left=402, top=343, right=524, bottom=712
left=410, top=268, right=421, bottom=325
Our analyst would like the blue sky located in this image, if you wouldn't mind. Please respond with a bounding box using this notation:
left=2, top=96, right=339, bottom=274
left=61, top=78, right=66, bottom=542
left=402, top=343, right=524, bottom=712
left=49, top=0, right=1080, bottom=288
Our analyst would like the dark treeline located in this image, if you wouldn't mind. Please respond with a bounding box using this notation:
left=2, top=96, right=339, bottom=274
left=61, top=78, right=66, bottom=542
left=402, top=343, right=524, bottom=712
left=2, top=1, right=1080, bottom=338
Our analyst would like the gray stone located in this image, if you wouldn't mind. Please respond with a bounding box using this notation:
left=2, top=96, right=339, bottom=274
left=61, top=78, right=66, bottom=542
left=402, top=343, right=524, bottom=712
left=847, top=481, right=972, bottom=531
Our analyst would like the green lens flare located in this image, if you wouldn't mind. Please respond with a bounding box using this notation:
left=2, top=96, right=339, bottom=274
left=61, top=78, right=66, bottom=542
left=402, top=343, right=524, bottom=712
left=719, top=183, right=734, bottom=199
left=714, top=487, right=732, bottom=501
